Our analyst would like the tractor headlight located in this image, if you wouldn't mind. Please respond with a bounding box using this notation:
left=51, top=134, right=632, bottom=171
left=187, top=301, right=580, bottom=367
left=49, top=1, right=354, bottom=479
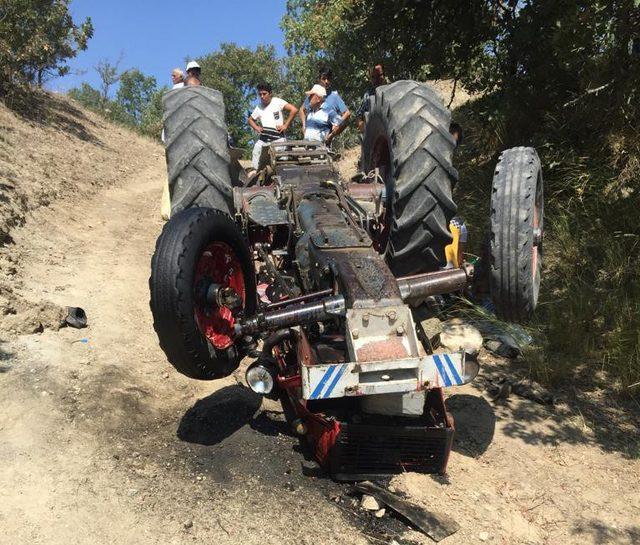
left=246, top=362, right=277, bottom=395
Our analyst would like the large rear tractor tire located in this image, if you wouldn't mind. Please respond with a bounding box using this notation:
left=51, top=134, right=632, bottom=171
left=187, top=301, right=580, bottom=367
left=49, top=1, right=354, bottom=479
left=361, top=80, right=458, bottom=276
left=150, top=207, right=257, bottom=380
left=490, top=147, right=544, bottom=322
left=162, top=87, right=234, bottom=215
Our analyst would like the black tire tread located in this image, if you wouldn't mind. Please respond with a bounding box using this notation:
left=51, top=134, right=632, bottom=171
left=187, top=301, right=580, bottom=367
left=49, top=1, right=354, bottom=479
left=362, top=80, right=458, bottom=275
left=490, top=147, right=542, bottom=322
left=162, top=87, right=233, bottom=216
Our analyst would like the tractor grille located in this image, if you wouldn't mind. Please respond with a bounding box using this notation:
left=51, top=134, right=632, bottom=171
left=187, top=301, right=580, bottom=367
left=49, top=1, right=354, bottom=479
left=329, top=422, right=454, bottom=481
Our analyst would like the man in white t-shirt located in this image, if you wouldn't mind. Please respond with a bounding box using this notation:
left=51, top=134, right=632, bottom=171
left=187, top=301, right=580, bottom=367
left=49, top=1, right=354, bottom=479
left=248, top=82, right=298, bottom=170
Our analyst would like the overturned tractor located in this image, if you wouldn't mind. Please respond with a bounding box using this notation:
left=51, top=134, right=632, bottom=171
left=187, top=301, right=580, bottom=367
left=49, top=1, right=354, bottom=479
left=150, top=81, right=543, bottom=480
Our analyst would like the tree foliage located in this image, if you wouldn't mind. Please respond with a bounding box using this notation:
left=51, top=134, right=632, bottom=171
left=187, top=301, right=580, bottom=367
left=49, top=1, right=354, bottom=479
left=197, top=43, right=294, bottom=147
left=69, top=63, right=164, bottom=138
left=283, top=0, right=640, bottom=132
left=116, top=69, right=158, bottom=125
left=95, top=56, right=123, bottom=103
left=67, top=82, right=103, bottom=111
left=0, top=0, right=93, bottom=94
left=282, top=0, right=495, bottom=106
left=139, top=88, right=166, bottom=139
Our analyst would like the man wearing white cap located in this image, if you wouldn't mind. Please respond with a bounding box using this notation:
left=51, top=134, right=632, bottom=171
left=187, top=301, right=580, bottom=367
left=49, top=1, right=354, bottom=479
left=185, top=61, right=201, bottom=86
left=303, top=84, right=342, bottom=145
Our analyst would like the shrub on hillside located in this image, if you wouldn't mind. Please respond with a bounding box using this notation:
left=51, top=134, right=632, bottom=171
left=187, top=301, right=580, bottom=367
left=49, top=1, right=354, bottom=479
left=68, top=70, right=166, bottom=140
left=452, top=94, right=640, bottom=390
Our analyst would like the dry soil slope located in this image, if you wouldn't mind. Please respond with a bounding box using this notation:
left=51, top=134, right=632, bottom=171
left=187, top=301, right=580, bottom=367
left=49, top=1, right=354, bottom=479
left=0, top=94, right=366, bottom=545
left=0, top=93, right=161, bottom=334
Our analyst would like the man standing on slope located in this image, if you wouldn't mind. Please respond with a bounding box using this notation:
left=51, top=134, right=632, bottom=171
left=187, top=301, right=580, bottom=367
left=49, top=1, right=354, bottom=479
left=298, top=67, right=350, bottom=146
left=355, top=63, right=386, bottom=132
left=248, top=82, right=298, bottom=170
left=185, top=61, right=201, bottom=86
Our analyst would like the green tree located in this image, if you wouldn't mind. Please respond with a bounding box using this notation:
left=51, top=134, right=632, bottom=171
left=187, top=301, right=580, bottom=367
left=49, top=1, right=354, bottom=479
left=95, top=56, right=123, bottom=105
left=69, top=70, right=165, bottom=139
left=0, top=0, right=93, bottom=94
left=67, top=81, right=129, bottom=124
left=68, top=82, right=103, bottom=111
left=282, top=0, right=494, bottom=107
left=116, top=69, right=158, bottom=125
left=139, top=87, right=167, bottom=138
left=282, top=0, right=640, bottom=133
left=196, top=43, right=292, bottom=148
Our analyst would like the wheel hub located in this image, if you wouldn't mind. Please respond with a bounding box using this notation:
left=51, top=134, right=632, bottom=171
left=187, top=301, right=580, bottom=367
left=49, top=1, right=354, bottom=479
left=194, top=242, right=246, bottom=350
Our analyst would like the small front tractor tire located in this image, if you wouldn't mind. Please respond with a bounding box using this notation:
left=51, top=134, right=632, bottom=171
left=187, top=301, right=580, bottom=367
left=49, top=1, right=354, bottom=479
left=150, top=207, right=257, bottom=380
left=490, top=147, right=544, bottom=322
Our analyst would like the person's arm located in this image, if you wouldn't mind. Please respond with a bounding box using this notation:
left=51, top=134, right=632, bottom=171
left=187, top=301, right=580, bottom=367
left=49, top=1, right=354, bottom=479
left=277, top=101, right=298, bottom=133
left=333, top=108, right=351, bottom=137
left=324, top=111, right=343, bottom=145
left=298, top=103, right=307, bottom=135
left=333, top=93, right=351, bottom=136
left=248, top=115, right=263, bottom=134
left=324, top=125, right=339, bottom=145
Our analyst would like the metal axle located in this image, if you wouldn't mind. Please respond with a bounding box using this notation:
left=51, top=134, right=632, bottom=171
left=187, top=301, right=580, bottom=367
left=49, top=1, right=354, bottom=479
left=235, top=295, right=346, bottom=336
left=235, top=266, right=473, bottom=336
left=397, top=266, right=472, bottom=303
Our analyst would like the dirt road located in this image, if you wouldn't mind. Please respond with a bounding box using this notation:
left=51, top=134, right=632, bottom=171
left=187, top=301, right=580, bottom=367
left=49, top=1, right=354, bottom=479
left=1, top=104, right=639, bottom=544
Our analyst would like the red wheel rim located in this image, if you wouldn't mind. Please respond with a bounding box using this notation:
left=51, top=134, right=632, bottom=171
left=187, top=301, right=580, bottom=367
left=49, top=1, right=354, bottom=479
left=194, top=242, right=245, bottom=350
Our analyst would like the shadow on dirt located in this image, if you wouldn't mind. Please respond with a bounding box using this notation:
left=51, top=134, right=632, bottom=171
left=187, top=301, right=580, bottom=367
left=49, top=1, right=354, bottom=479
left=177, top=385, right=266, bottom=445
left=470, top=362, right=640, bottom=460
left=447, top=394, right=495, bottom=457
left=571, top=520, right=640, bottom=545
left=175, top=385, right=329, bottom=489
left=3, top=90, right=104, bottom=146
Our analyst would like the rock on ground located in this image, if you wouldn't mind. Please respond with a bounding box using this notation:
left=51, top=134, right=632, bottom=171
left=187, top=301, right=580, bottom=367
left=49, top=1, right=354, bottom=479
left=440, top=318, right=484, bottom=356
